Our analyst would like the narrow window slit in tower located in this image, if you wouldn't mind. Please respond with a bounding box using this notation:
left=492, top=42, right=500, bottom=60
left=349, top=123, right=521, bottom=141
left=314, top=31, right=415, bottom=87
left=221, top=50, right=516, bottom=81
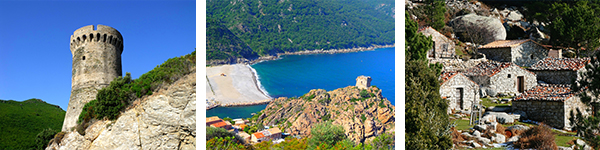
left=82, top=56, right=86, bottom=60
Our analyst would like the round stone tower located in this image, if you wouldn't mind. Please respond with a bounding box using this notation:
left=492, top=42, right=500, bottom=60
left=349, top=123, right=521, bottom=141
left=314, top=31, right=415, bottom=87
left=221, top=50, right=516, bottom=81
left=62, top=25, right=124, bottom=131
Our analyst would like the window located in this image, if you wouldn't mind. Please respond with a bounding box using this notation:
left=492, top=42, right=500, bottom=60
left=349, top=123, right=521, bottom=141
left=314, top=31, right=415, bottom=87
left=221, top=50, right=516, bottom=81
left=82, top=56, right=86, bottom=60
left=508, top=74, right=511, bottom=78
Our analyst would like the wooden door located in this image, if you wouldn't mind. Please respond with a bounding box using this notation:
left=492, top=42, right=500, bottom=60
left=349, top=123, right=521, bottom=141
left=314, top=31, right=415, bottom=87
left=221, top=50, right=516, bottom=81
left=517, top=76, right=524, bottom=93
left=456, top=88, right=464, bottom=109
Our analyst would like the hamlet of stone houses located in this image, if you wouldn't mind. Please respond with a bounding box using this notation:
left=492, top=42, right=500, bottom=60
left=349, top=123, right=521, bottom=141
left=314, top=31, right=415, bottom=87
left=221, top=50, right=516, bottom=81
left=409, top=1, right=600, bottom=148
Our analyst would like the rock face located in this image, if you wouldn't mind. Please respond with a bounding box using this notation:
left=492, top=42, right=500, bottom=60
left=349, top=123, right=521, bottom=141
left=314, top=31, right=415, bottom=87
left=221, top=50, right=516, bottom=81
left=255, top=86, right=395, bottom=144
left=47, top=71, right=196, bottom=150
left=451, top=13, right=506, bottom=44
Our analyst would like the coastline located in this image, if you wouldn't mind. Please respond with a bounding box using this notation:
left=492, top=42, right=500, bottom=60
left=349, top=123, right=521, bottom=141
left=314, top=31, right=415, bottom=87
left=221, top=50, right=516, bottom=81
left=247, top=44, right=395, bottom=65
left=206, top=45, right=395, bottom=109
left=206, top=64, right=272, bottom=110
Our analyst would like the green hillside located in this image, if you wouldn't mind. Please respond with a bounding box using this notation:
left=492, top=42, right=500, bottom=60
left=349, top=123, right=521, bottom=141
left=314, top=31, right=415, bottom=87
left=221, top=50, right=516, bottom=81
left=207, top=19, right=259, bottom=62
left=207, top=0, right=395, bottom=58
left=0, top=98, right=65, bottom=150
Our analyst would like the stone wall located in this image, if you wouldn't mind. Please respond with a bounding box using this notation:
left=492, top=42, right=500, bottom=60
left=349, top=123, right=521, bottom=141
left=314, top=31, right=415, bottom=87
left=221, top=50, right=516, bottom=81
left=64, top=25, right=124, bottom=131
left=489, top=65, right=536, bottom=94
left=533, top=70, right=578, bottom=84
left=512, top=100, right=566, bottom=129
left=512, top=42, right=549, bottom=67
left=479, top=48, right=511, bottom=62
left=513, top=96, right=590, bottom=130
left=440, top=73, right=479, bottom=113
left=420, top=27, right=456, bottom=58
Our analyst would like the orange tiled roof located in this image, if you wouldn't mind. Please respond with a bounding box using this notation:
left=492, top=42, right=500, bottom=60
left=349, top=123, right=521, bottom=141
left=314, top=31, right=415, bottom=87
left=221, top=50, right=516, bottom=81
left=253, top=132, right=265, bottom=139
left=479, top=39, right=531, bottom=49
left=418, top=26, right=434, bottom=32
left=439, top=71, right=459, bottom=84
left=529, top=57, right=590, bottom=71
left=212, top=121, right=228, bottom=128
left=514, top=84, right=576, bottom=102
left=464, top=61, right=514, bottom=77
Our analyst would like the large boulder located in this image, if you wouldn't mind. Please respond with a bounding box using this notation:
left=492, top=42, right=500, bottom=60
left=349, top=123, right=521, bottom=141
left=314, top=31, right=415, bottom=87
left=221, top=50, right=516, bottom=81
left=451, top=13, right=506, bottom=44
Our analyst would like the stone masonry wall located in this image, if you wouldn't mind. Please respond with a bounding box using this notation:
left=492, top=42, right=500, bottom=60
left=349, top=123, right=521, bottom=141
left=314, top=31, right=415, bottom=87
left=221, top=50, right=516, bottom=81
left=512, top=42, right=549, bottom=67
left=490, top=65, right=537, bottom=94
left=63, top=25, right=124, bottom=131
left=479, top=48, right=511, bottom=62
left=564, top=96, right=590, bottom=130
left=440, top=74, right=479, bottom=113
left=533, top=70, right=578, bottom=84
left=512, top=101, right=566, bottom=129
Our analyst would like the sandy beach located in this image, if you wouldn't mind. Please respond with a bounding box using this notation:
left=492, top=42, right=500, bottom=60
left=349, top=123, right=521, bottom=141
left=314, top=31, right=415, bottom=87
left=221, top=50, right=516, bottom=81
left=206, top=64, right=271, bottom=107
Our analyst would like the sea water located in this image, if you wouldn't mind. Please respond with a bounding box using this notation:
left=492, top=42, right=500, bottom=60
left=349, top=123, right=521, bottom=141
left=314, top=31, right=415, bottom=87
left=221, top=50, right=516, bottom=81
left=206, top=47, right=395, bottom=119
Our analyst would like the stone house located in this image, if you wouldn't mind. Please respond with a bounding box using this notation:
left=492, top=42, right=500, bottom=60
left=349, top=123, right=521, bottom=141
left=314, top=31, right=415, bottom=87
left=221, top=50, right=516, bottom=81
left=439, top=71, right=480, bottom=113
left=464, top=61, right=537, bottom=95
left=419, top=26, right=456, bottom=59
left=250, top=127, right=283, bottom=143
left=251, top=132, right=267, bottom=143
left=512, top=84, right=590, bottom=130
left=478, top=39, right=549, bottom=67
left=528, top=57, right=590, bottom=84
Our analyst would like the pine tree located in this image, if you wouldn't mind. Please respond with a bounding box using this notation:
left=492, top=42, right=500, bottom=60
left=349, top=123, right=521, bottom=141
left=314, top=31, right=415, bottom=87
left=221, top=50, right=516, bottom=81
left=546, top=1, right=600, bottom=57
left=571, top=51, right=600, bottom=148
left=405, top=11, right=452, bottom=149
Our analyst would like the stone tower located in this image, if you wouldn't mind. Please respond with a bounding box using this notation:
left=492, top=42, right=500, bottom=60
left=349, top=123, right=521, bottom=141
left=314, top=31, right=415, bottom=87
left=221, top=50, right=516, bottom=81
left=62, top=25, right=124, bottom=131
left=356, top=75, right=372, bottom=89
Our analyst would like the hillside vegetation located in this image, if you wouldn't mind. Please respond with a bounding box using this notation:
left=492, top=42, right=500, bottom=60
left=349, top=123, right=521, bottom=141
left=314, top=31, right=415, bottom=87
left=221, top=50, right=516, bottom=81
left=0, top=98, right=65, bottom=150
left=207, top=0, right=395, bottom=59
left=207, top=19, right=259, bottom=63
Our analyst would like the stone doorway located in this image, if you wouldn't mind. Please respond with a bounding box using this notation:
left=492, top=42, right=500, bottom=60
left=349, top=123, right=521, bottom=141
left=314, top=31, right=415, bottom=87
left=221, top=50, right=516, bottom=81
left=517, top=76, right=524, bottom=93
left=456, top=88, right=464, bottom=109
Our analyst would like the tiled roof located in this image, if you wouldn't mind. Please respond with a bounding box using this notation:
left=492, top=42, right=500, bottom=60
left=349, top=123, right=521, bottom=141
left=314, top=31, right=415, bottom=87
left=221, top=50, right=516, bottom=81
left=253, top=132, right=265, bottom=139
left=479, top=39, right=531, bottom=49
left=206, top=116, right=221, bottom=123
left=464, top=61, right=513, bottom=77
left=212, top=121, right=228, bottom=128
left=514, top=84, right=576, bottom=102
left=439, top=71, right=459, bottom=84
left=529, top=57, right=590, bottom=71
left=267, top=127, right=282, bottom=135
left=418, top=26, right=434, bottom=32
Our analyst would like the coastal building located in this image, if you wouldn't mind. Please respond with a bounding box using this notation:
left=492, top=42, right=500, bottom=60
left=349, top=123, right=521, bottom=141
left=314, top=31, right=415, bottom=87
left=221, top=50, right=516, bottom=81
left=237, top=132, right=251, bottom=143
left=206, top=116, right=232, bottom=130
left=356, top=76, right=372, bottom=89
left=439, top=71, right=480, bottom=113
left=464, top=61, right=537, bottom=95
left=528, top=57, right=590, bottom=84
left=512, top=84, right=590, bottom=130
left=250, top=127, right=283, bottom=143
left=419, top=26, right=456, bottom=59
left=478, top=39, right=549, bottom=67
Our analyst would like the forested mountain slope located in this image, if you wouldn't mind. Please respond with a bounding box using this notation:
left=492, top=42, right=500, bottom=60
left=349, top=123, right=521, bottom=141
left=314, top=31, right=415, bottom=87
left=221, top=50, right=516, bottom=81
left=207, top=0, right=395, bottom=58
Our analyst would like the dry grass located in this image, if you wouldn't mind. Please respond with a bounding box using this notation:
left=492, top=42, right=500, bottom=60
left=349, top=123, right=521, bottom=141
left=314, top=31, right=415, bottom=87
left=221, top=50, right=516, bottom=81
left=451, top=127, right=468, bottom=146
left=513, top=124, right=558, bottom=150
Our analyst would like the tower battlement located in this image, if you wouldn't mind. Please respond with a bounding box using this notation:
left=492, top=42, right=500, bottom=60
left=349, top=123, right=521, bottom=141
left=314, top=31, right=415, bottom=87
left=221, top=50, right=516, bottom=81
left=63, top=25, right=124, bottom=131
left=356, top=75, right=372, bottom=89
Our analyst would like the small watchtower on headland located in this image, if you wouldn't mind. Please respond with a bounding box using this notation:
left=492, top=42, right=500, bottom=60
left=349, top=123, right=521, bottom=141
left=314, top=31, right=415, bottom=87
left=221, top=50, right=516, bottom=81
left=62, top=25, right=124, bottom=131
left=356, top=76, right=372, bottom=89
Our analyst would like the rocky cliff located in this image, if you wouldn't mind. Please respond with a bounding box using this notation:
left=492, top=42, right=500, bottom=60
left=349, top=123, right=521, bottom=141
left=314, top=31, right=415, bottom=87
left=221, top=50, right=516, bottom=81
left=255, top=86, right=395, bottom=144
left=46, top=71, right=196, bottom=150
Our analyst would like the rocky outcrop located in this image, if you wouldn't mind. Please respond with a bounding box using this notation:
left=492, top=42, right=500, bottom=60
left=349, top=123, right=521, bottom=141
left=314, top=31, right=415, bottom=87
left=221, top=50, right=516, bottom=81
left=254, top=86, right=395, bottom=144
left=451, top=13, right=506, bottom=44
left=46, top=71, right=196, bottom=150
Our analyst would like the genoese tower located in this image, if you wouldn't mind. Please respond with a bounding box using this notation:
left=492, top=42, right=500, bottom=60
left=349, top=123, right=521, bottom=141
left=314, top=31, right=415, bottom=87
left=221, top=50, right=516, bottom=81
left=62, top=25, right=124, bottom=131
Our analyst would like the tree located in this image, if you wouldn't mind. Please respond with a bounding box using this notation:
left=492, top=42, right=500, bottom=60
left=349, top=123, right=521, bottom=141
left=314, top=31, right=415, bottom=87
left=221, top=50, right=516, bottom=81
left=405, top=9, right=453, bottom=149
left=571, top=51, right=600, bottom=148
left=307, top=121, right=347, bottom=149
left=546, top=1, right=600, bottom=57
left=426, top=0, right=446, bottom=31
left=33, top=128, right=58, bottom=150
left=406, top=11, right=433, bottom=61
left=370, top=132, right=394, bottom=149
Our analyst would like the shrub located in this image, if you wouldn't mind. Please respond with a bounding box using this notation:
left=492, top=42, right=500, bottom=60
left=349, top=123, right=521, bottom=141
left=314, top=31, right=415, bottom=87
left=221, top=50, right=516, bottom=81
left=370, top=132, right=394, bottom=149
left=206, top=127, right=245, bottom=144
left=359, top=89, right=370, bottom=98
left=360, top=114, right=367, bottom=123
left=308, top=121, right=347, bottom=149
left=51, top=132, right=66, bottom=145
left=206, top=136, right=247, bottom=150
left=34, top=128, right=58, bottom=150
left=514, top=124, right=558, bottom=150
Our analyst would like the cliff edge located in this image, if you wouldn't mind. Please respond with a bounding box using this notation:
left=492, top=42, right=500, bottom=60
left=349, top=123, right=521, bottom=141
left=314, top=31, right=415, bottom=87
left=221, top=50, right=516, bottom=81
left=254, top=86, right=395, bottom=144
left=46, top=70, right=196, bottom=150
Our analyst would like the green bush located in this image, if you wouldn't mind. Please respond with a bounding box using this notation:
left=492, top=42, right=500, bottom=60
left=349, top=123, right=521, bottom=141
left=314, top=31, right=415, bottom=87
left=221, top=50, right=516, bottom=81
left=359, top=89, right=370, bottom=98
left=206, top=127, right=244, bottom=143
left=360, top=114, right=367, bottom=123
left=370, top=132, right=395, bottom=149
left=34, top=128, right=58, bottom=150
left=307, top=121, right=347, bottom=149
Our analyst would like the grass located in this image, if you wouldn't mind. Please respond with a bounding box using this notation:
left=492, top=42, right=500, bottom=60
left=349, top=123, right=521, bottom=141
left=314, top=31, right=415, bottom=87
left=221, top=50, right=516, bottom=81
left=451, top=118, right=473, bottom=131
left=0, top=99, right=65, bottom=150
left=480, top=96, right=513, bottom=108
left=552, top=130, right=579, bottom=147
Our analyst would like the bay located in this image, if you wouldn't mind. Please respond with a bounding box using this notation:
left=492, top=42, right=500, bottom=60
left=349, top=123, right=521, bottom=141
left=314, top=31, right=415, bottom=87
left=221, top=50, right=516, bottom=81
left=206, top=47, right=395, bottom=119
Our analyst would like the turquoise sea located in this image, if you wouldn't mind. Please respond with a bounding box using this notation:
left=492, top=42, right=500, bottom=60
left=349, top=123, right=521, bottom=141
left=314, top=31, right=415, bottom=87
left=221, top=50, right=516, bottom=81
left=207, top=47, right=395, bottom=119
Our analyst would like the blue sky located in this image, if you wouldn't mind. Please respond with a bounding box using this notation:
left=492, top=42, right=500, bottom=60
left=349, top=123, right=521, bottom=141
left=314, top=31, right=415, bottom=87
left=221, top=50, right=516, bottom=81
left=0, top=0, right=195, bottom=110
